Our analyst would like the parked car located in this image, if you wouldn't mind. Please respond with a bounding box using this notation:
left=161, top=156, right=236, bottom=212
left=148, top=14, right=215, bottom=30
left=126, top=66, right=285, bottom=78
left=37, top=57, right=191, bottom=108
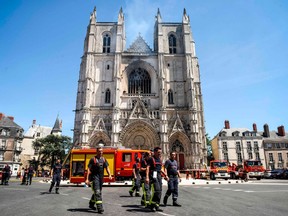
left=270, top=169, right=284, bottom=179
left=264, top=170, right=273, bottom=179
left=275, top=169, right=288, bottom=179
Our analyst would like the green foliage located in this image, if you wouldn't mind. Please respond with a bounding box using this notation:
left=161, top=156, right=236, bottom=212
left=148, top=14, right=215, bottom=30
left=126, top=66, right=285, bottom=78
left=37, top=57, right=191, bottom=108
left=206, top=133, right=214, bottom=163
left=32, top=134, right=72, bottom=169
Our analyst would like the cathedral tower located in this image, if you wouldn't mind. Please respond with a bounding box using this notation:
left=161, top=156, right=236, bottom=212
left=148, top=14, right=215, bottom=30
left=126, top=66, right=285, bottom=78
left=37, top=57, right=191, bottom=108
left=73, top=8, right=207, bottom=169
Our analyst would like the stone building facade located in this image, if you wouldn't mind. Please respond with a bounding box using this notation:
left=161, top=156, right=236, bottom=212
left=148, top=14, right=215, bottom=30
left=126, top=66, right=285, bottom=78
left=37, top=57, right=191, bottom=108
left=21, top=117, right=62, bottom=168
left=73, top=8, right=207, bottom=169
left=211, top=121, right=266, bottom=168
left=0, top=113, right=24, bottom=176
left=261, top=125, right=288, bottom=170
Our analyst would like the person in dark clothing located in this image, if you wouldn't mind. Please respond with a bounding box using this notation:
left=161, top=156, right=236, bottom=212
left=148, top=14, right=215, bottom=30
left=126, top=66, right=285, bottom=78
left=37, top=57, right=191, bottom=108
left=26, top=165, right=34, bottom=185
left=145, top=147, right=168, bottom=212
left=129, top=157, right=141, bottom=197
left=163, top=152, right=182, bottom=207
left=86, top=147, right=112, bottom=214
left=49, top=159, right=62, bottom=194
left=1, top=164, right=11, bottom=185
left=140, top=151, right=151, bottom=207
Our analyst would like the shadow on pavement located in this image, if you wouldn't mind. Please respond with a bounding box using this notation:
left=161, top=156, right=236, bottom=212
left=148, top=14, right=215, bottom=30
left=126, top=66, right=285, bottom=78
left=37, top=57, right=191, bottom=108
left=39, top=191, right=52, bottom=195
left=67, top=208, right=96, bottom=214
left=122, top=205, right=152, bottom=213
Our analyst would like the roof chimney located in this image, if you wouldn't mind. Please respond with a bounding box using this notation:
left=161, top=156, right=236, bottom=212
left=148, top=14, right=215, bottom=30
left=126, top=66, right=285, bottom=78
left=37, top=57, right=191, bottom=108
left=0, top=113, right=4, bottom=120
left=253, top=123, right=257, bottom=132
left=7, top=116, right=14, bottom=121
left=277, top=125, right=285, bottom=136
left=263, top=124, right=270, bottom=138
left=32, top=120, right=36, bottom=125
left=224, top=120, right=230, bottom=129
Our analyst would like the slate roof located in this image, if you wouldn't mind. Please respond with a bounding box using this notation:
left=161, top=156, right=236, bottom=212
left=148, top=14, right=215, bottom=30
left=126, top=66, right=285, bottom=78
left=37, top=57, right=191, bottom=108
left=0, top=116, right=23, bottom=130
left=259, top=130, right=288, bottom=142
left=126, top=35, right=153, bottom=53
left=24, top=125, right=52, bottom=138
left=218, top=128, right=261, bottom=136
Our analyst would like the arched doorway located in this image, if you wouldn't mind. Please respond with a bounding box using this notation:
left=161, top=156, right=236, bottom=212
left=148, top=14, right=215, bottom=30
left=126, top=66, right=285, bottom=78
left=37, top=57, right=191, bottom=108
left=89, top=132, right=111, bottom=147
left=119, top=120, right=160, bottom=150
left=171, top=140, right=185, bottom=170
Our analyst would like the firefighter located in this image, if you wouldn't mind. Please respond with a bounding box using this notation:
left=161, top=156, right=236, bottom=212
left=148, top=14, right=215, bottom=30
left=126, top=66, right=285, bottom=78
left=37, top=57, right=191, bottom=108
left=129, top=157, right=141, bottom=197
left=1, top=164, right=11, bottom=185
left=85, top=147, right=112, bottom=214
left=140, top=151, right=151, bottom=207
left=163, top=152, right=182, bottom=207
left=145, top=147, right=168, bottom=212
left=49, top=159, right=62, bottom=194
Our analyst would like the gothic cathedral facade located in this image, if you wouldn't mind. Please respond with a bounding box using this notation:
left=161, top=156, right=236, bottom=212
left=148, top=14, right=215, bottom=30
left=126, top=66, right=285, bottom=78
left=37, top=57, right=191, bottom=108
left=73, top=8, right=207, bottom=169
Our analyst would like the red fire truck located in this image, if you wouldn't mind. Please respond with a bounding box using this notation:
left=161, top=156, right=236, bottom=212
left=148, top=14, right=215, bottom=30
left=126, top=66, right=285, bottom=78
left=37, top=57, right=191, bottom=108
left=229, top=160, right=265, bottom=180
left=207, top=160, right=230, bottom=180
left=68, top=147, right=148, bottom=184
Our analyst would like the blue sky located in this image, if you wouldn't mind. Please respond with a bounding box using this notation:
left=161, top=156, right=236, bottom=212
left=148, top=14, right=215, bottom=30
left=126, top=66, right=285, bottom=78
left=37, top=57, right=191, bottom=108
left=1, top=0, right=287, bottom=139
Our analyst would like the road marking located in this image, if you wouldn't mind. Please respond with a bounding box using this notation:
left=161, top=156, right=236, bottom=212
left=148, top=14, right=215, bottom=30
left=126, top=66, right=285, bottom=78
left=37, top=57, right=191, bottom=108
left=245, top=190, right=288, bottom=193
left=157, top=212, right=175, bottom=216
left=60, top=193, right=69, bottom=196
left=233, top=189, right=244, bottom=191
left=82, top=197, right=90, bottom=200
left=222, top=188, right=232, bottom=191
left=2, top=188, right=29, bottom=191
left=213, top=188, right=221, bottom=190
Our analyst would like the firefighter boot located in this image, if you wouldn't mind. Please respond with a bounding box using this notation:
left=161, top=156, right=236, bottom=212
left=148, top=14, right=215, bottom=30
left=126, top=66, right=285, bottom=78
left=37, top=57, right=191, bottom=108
left=129, top=190, right=133, bottom=197
left=163, top=195, right=168, bottom=206
left=55, top=188, right=59, bottom=194
left=173, top=200, right=182, bottom=207
left=155, top=204, right=163, bottom=212
left=48, top=185, right=53, bottom=193
left=97, top=205, right=104, bottom=214
left=89, top=201, right=96, bottom=210
left=135, top=192, right=141, bottom=197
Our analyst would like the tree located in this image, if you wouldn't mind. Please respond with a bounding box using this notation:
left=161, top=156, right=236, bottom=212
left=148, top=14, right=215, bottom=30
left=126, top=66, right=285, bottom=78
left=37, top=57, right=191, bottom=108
left=32, top=134, right=72, bottom=170
left=206, top=133, right=214, bottom=164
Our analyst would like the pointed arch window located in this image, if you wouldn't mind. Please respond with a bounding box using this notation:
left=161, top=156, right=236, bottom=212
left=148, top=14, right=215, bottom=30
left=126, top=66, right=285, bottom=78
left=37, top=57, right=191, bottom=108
left=172, top=140, right=184, bottom=152
left=128, top=68, right=151, bottom=94
left=168, top=89, right=174, bottom=104
left=103, top=34, right=111, bottom=53
left=168, top=34, right=177, bottom=54
left=105, top=89, right=111, bottom=103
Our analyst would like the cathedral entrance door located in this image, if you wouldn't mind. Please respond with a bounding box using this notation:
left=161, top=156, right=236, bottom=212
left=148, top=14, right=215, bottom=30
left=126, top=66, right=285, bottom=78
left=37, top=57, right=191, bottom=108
left=172, top=140, right=185, bottom=170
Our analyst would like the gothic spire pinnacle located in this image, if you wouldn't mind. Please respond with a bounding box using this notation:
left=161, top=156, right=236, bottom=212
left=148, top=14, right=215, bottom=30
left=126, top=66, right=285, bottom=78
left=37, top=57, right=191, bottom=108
left=182, top=8, right=189, bottom=23
left=156, top=8, right=162, bottom=23
left=90, top=7, right=96, bottom=24
left=118, top=7, right=124, bottom=23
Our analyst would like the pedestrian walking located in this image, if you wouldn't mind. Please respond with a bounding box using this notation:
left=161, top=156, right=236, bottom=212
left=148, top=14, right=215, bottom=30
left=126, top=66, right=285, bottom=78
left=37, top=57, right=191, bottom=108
left=129, top=157, right=141, bottom=197
left=1, top=164, right=11, bottom=185
left=85, top=147, right=112, bottom=214
left=145, top=147, right=168, bottom=212
left=140, top=151, right=151, bottom=207
left=48, top=159, right=62, bottom=194
left=20, top=167, right=26, bottom=185
left=163, top=152, right=182, bottom=207
left=26, top=165, right=34, bottom=185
